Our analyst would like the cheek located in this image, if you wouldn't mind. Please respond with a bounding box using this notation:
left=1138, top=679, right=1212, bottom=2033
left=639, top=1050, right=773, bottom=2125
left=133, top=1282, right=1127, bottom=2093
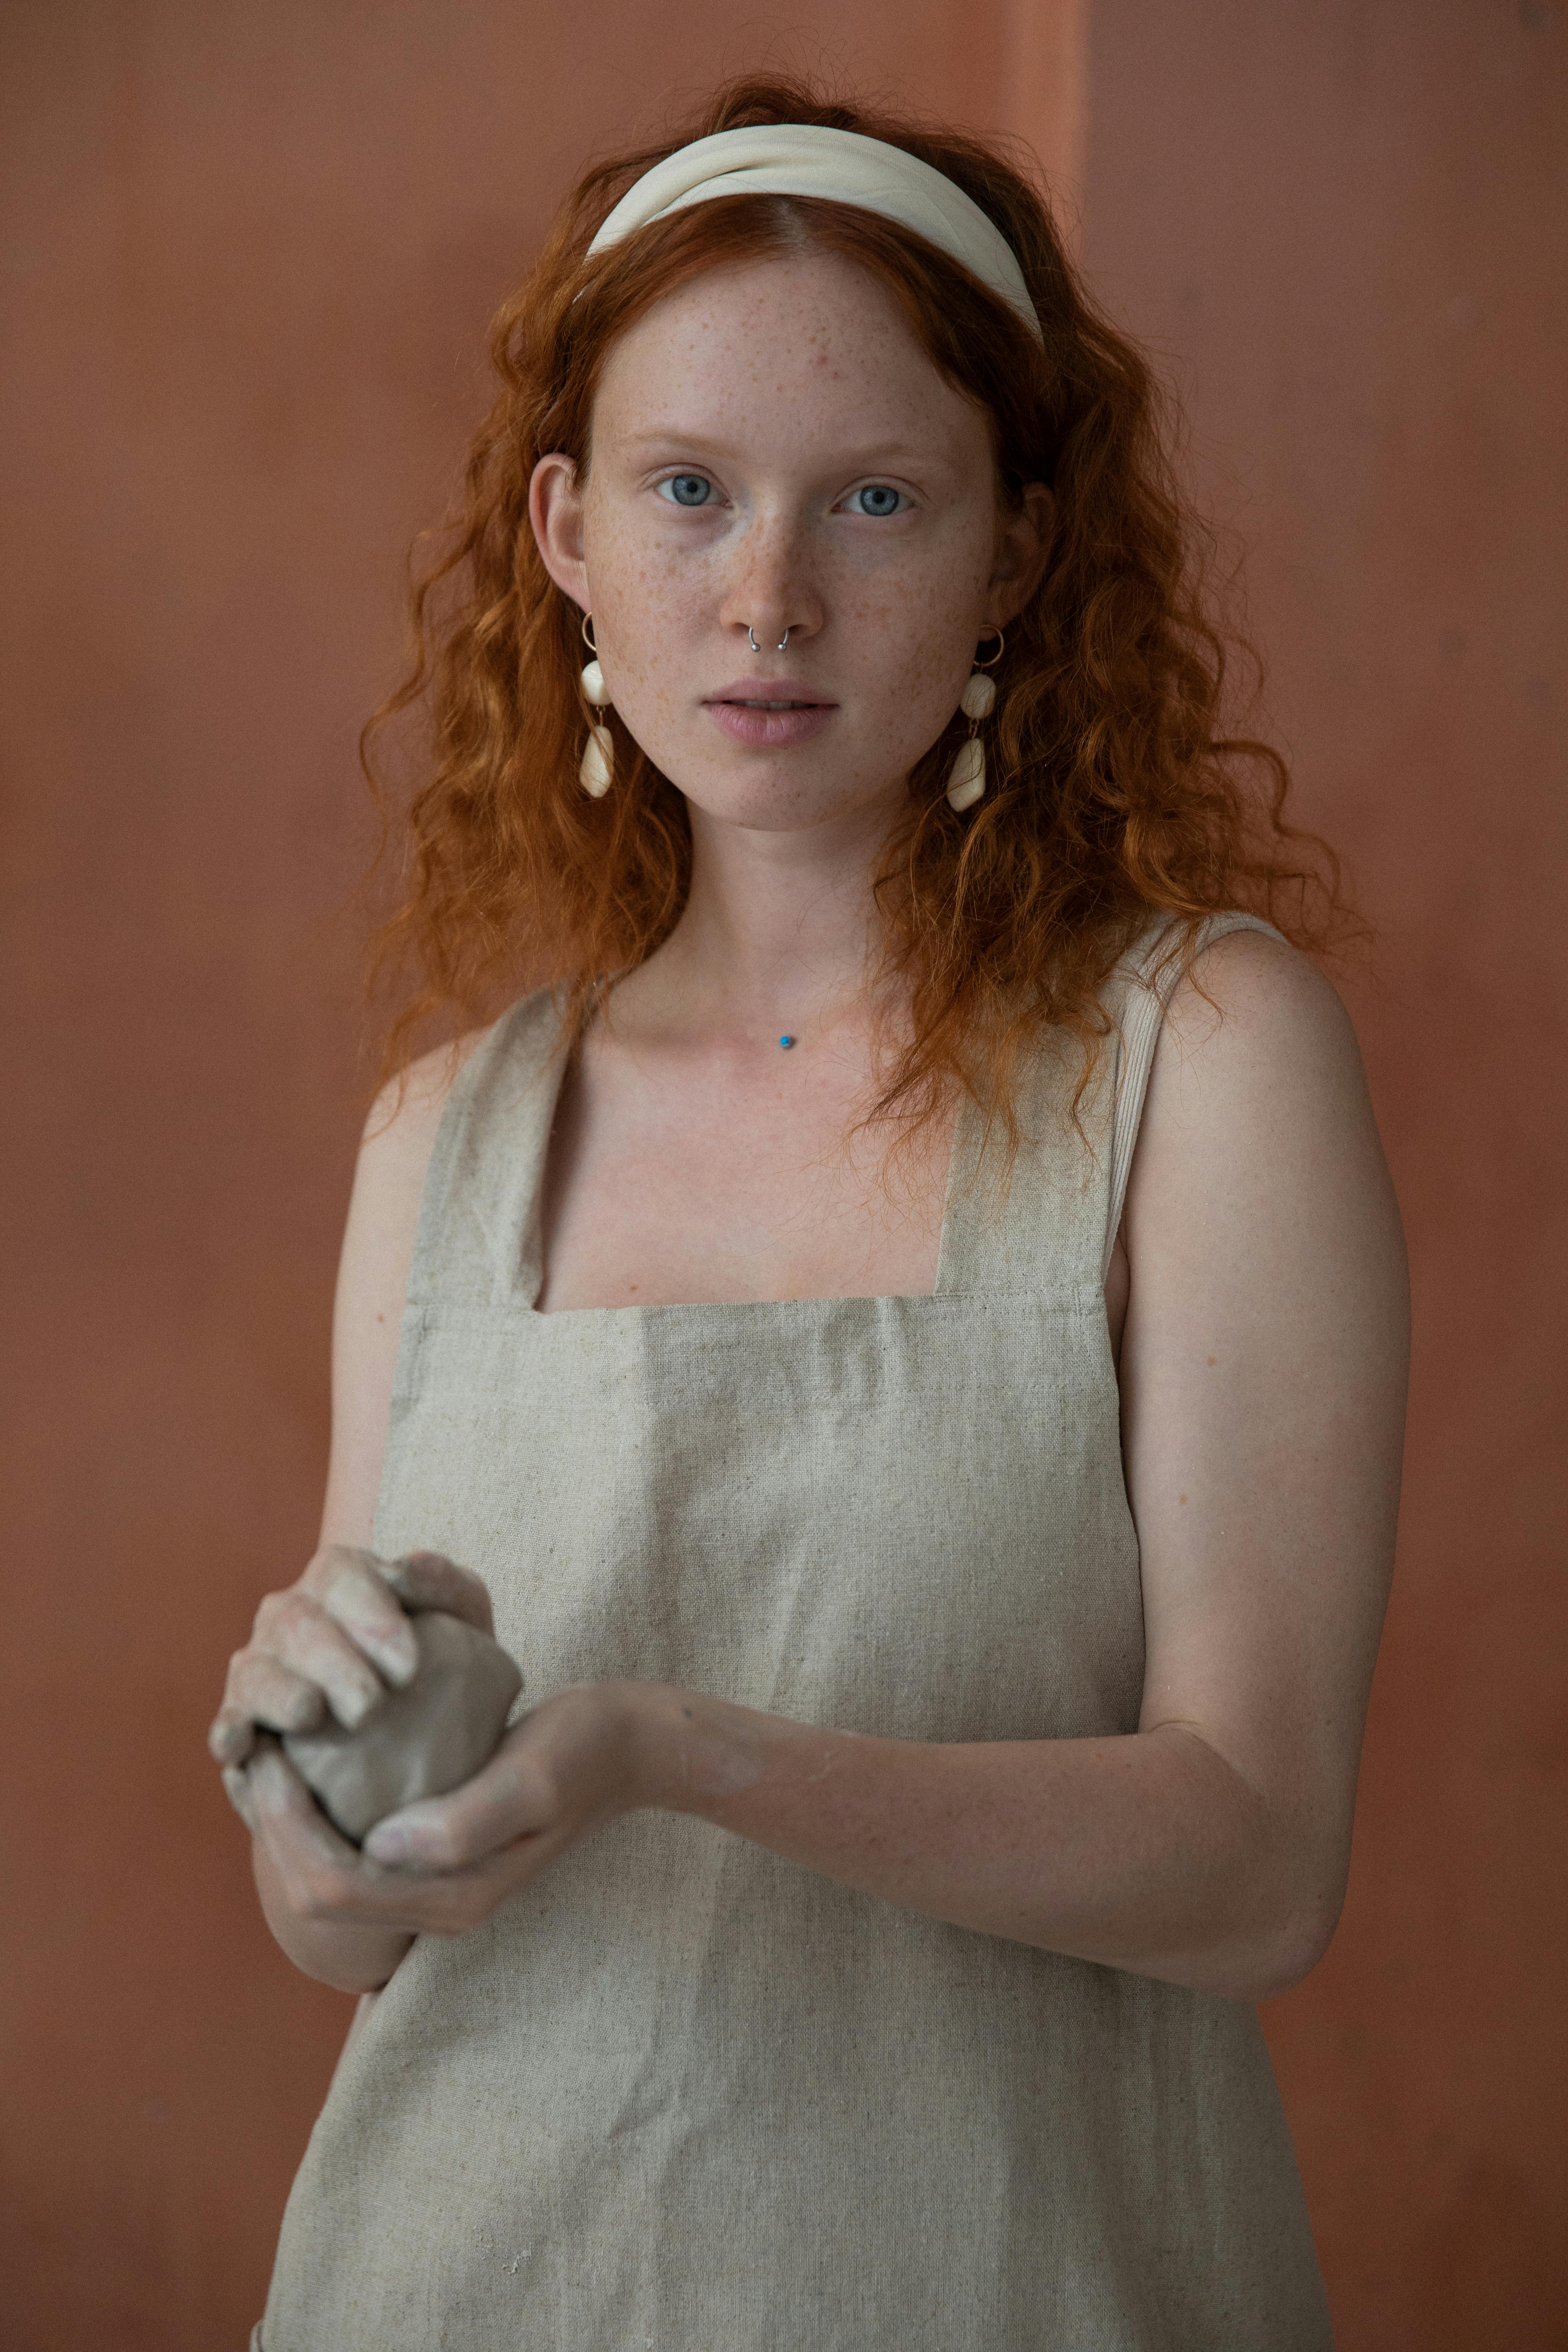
left=581, top=518, right=699, bottom=729
left=842, top=545, right=990, bottom=742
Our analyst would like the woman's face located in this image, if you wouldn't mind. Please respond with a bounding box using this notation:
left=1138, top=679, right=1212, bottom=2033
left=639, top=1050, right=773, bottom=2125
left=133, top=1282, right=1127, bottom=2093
left=531, top=249, right=1049, bottom=837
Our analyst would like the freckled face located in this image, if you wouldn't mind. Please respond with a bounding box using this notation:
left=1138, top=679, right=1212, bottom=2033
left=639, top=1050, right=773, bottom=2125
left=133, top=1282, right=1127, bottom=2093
left=574, top=251, right=1009, bottom=834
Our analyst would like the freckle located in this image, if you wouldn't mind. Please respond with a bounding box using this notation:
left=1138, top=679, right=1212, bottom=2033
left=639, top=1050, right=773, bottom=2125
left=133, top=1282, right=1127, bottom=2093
left=1206, top=1356, right=1216, bottom=1366
left=1178, top=1493, right=1188, bottom=1505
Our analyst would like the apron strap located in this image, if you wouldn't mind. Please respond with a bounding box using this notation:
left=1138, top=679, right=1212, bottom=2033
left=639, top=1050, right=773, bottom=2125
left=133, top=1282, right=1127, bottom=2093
left=936, top=911, right=1288, bottom=1298
left=404, top=989, right=569, bottom=1311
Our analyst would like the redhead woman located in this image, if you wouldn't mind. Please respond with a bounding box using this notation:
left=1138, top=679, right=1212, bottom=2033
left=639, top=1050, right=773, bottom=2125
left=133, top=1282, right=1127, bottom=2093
left=211, top=77, right=1408, bottom=2351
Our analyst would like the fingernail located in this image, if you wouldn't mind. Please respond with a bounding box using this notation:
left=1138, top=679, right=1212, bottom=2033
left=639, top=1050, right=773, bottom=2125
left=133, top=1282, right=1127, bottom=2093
left=363, top=1826, right=411, bottom=1863
left=361, top=1626, right=417, bottom=1687
left=324, top=1684, right=373, bottom=1740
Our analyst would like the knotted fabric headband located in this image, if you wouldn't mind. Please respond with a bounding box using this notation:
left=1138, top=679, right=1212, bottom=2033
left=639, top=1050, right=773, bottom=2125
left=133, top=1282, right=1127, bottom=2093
left=586, top=124, right=1043, bottom=343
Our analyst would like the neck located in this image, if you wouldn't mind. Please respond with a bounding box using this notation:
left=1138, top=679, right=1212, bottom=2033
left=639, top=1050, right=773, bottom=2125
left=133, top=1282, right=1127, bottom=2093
left=624, top=789, right=904, bottom=1044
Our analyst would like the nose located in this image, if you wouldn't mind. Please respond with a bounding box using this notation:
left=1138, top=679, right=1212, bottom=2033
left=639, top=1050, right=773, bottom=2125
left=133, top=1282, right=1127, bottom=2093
left=719, top=509, right=822, bottom=654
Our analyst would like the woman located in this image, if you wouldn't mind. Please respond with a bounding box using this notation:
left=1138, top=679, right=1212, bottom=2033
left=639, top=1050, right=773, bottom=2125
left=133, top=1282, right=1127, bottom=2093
left=211, top=77, right=1409, bottom=2350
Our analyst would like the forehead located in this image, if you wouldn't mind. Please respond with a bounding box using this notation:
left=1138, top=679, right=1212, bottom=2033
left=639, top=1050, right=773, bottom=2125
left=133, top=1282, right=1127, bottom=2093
left=590, top=248, right=988, bottom=457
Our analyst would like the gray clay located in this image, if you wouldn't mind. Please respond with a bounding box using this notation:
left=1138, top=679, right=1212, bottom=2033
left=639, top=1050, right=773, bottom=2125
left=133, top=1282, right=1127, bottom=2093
left=285, top=1610, right=523, bottom=1843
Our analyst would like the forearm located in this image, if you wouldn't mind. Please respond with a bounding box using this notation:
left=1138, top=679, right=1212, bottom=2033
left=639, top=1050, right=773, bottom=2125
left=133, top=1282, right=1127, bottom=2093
left=637, top=1687, right=1330, bottom=2002
left=252, top=1837, right=414, bottom=1995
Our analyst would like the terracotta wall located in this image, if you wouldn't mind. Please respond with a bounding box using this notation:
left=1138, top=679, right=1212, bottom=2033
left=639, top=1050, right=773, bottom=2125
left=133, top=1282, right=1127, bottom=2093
left=1, top=3, right=1561, bottom=2345
left=1082, top=6, right=1568, bottom=2343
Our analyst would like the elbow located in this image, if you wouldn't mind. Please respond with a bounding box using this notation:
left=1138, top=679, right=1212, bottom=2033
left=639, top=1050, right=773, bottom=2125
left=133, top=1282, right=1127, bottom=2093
left=1240, top=1914, right=1337, bottom=2003
left=1212, top=1772, right=1353, bottom=2001
left=1227, top=1873, right=1347, bottom=2004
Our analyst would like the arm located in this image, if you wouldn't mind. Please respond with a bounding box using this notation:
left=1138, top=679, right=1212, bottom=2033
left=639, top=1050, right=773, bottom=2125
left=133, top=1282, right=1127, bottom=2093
left=624, top=932, right=1407, bottom=1998
left=318, top=1047, right=465, bottom=1554
left=214, top=1042, right=475, bottom=1995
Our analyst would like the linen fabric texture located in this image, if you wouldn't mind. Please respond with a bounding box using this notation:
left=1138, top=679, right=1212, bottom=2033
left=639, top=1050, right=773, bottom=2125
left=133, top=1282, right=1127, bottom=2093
left=255, top=912, right=1332, bottom=2351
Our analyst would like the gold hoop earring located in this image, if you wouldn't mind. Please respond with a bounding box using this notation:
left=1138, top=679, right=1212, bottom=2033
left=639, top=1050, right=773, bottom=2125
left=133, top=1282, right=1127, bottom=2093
left=947, top=628, right=1003, bottom=813
left=578, top=612, right=613, bottom=798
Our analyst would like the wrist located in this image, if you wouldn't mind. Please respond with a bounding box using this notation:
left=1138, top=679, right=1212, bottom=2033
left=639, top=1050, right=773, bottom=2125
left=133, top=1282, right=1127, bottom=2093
left=624, top=1682, right=766, bottom=1819
left=620, top=1681, right=687, bottom=1813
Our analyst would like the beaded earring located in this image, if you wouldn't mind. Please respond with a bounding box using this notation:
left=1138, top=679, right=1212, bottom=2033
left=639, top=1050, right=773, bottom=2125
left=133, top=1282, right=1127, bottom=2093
left=578, top=614, right=614, bottom=798
left=946, top=629, right=1004, bottom=813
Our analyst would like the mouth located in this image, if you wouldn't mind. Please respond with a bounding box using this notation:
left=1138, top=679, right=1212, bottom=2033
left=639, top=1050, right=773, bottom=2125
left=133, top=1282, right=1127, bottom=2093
left=702, top=681, right=837, bottom=749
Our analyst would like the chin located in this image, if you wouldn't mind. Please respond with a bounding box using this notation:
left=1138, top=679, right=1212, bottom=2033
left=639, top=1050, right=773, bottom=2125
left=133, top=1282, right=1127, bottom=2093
left=687, top=779, right=905, bottom=837
left=668, top=747, right=915, bottom=838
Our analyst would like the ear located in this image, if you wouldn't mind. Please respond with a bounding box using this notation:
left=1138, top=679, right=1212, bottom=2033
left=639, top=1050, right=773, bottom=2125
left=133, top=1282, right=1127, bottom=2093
left=528, top=453, right=590, bottom=610
left=987, top=483, right=1055, bottom=627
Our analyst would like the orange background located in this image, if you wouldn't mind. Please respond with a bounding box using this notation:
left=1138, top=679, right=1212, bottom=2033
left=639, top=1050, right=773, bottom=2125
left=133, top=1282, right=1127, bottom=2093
left=2, top=4, right=1563, bottom=2345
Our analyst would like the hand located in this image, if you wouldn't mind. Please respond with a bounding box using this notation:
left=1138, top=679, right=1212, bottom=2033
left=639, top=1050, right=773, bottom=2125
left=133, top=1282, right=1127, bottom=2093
left=208, top=1542, right=495, bottom=1828
left=242, top=1681, right=649, bottom=1939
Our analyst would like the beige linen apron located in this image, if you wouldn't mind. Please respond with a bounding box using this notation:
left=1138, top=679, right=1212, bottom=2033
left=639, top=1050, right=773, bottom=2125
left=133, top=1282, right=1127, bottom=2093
left=256, top=912, right=1332, bottom=2350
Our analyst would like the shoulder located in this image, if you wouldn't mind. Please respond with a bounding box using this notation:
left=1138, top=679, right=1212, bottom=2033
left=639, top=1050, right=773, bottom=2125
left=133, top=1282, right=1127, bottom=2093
left=339, top=1017, right=514, bottom=1336
left=1153, top=924, right=1363, bottom=1102
left=1126, top=924, right=1405, bottom=1302
left=353, top=1030, right=490, bottom=1225
left=353, top=988, right=562, bottom=1199
left=341, top=986, right=565, bottom=1298
left=317, top=1027, right=493, bottom=1549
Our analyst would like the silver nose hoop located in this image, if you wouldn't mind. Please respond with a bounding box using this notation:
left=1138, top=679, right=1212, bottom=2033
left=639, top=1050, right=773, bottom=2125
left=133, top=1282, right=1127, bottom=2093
left=748, top=626, right=790, bottom=654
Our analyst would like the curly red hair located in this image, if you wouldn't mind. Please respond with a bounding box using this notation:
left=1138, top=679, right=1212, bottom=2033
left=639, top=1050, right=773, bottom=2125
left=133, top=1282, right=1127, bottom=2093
left=366, top=74, right=1345, bottom=1149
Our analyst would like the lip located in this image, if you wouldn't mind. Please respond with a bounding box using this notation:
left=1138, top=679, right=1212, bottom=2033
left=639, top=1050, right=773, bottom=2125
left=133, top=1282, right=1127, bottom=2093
left=702, top=679, right=838, bottom=750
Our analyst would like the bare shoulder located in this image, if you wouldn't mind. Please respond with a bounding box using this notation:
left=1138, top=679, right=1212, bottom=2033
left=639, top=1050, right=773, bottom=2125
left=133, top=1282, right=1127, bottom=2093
left=1160, top=924, right=1360, bottom=1083
left=354, top=1032, right=484, bottom=1204
left=1125, top=921, right=1407, bottom=1329
left=318, top=1029, right=490, bottom=1548
left=1134, top=928, right=1380, bottom=1185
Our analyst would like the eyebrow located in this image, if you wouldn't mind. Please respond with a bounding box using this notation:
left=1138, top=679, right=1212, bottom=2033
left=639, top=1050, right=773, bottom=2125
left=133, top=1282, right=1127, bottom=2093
left=616, top=430, right=945, bottom=469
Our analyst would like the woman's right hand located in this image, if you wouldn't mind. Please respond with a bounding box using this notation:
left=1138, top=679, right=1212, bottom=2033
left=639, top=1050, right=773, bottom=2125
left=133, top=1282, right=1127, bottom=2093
left=208, top=1544, right=496, bottom=1832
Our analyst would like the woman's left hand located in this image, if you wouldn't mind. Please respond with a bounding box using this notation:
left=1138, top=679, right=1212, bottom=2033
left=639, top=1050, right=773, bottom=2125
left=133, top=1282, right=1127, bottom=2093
left=247, top=1680, right=652, bottom=1939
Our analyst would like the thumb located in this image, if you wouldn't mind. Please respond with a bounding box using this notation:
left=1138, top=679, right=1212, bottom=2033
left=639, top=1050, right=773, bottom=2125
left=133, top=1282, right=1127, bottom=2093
left=381, top=1549, right=495, bottom=1634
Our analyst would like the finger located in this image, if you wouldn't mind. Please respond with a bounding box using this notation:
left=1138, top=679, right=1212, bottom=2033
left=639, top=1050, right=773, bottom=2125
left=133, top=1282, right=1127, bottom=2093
left=221, top=1761, right=260, bottom=1832
left=208, top=1703, right=257, bottom=1768
left=307, top=1547, right=420, bottom=1686
left=214, top=1655, right=330, bottom=1753
left=250, top=1743, right=376, bottom=1890
left=252, top=1589, right=390, bottom=1729
left=381, top=1550, right=495, bottom=1636
left=251, top=1748, right=525, bottom=1935
left=363, top=1723, right=550, bottom=1869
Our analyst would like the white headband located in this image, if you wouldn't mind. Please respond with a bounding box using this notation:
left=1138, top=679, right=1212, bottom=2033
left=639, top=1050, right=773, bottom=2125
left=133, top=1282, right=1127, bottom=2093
left=586, top=124, right=1042, bottom=343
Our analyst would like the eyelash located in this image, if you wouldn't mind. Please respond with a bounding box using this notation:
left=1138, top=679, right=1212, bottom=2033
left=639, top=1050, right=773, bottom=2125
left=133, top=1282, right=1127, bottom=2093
left=652, top=474, right=911, bottom=517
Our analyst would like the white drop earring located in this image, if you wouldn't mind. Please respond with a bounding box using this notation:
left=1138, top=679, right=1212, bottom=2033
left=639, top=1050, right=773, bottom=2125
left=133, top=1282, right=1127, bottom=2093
left=946, top=629, right=1004, bottom=813
left=579, top=612, right=614, bottom=798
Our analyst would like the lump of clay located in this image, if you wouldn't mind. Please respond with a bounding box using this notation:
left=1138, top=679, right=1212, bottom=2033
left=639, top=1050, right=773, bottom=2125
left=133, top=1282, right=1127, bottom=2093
left=284, top=1610, right=523, bottom=1844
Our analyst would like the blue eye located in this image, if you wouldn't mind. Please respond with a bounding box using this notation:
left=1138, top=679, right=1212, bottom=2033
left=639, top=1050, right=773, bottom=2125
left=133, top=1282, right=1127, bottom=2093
left=660, top=473, right=713, bottom=507
left=848, top=483, right=904, bottom=517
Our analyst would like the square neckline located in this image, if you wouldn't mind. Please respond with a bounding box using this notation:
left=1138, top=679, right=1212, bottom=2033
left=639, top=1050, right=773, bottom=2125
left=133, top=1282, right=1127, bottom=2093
left=523, top=1023, right=979, bottom=1321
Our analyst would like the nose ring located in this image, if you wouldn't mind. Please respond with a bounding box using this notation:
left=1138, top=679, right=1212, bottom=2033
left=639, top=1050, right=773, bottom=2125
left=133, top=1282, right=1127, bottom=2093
left=748, top=625, right=790, bottom=654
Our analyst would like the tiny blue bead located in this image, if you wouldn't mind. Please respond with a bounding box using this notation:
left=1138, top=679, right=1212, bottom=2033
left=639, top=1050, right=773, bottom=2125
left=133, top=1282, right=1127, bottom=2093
left=779, top=1035, right=795, bottom=1049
